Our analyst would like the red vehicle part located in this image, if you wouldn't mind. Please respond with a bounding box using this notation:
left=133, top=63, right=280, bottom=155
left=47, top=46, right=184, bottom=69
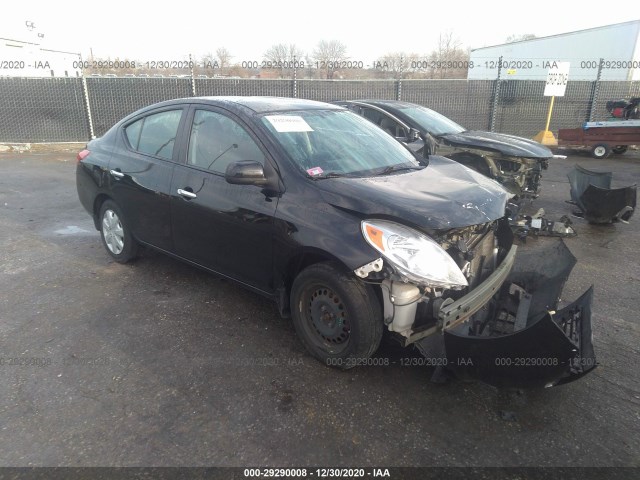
left=558, top=124, right=640, bottom=158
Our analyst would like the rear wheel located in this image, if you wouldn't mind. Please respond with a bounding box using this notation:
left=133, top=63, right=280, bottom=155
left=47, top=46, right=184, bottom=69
left=290, top=262, right=383, bottom=369
left=99, top=200, right=138, bottom=263
left=612, top=145, right=628, bottom=154
left=591, top=144, right=611, bottom=159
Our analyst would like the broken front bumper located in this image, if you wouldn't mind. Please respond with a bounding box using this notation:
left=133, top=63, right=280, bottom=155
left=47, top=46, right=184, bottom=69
left=439, top=245, right=517, bottom=330
left=444, top=287, right=595, bottom=388
left=416, top=238, right=596, bottom=388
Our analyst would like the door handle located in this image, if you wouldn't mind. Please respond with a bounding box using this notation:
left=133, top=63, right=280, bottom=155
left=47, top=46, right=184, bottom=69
left=109, top=169, right=124, bottom=178
left=177, top=188, right=197, bottom=199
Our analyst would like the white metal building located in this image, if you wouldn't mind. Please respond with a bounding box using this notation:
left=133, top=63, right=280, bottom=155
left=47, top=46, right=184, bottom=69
left=0, top=38, right=82, bottom=77
left=0, top=19, right=81, bottom=78
left=468, top=20, right=640, bottom=81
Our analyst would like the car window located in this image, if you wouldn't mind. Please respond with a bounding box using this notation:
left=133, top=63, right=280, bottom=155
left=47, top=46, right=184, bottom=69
left=359, top=108, right=407, bottom=139
left=394, top=105, right=465, bottom=135
left=125, top=118, right=142, bottom=147
left=125, top=110, right=182, bottom=160
left=360, top=107, right=383, bottom=125
left=188, top=110, right=265, bottom=173
left=379, top=115, right=407, bottom=139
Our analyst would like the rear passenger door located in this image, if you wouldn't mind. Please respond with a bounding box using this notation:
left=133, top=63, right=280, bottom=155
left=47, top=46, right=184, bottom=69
left=170, top=106, right=278, bottom=293
left=109, top=106, right=187, bottom=251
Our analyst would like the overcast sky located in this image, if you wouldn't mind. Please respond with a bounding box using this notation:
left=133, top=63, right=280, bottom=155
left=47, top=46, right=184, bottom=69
left=2, top=0, right=638, bottom=63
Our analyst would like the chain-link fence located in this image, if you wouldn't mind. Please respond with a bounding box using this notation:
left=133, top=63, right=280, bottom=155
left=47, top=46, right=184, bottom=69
left=297, top=80, right=397, bottom=102
left=1, top=76, right=639, bottom=142
left=402, top=80, right=495, bottom=131
left=0, top=77, right=89, bottom=142
left=87, top=77, right=192, bottom=136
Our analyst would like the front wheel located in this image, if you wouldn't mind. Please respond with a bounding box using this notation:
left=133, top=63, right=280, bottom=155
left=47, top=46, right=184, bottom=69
left=290, top=262, right=383, bottom=369
left=99, top=200, right=138, bottom=263
left=591, top=144, right=611, bottom=159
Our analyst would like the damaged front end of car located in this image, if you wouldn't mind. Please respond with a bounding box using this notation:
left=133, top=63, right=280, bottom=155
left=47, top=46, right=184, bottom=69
left=355, top=217, right=596, bottom=388
left=445, top=147, right=547, bottom=201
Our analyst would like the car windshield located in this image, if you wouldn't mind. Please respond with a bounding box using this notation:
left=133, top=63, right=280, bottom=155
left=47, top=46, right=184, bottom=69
left=260, top=109, right=421, bottom=178
left=394, top=105, right=465, bottom=136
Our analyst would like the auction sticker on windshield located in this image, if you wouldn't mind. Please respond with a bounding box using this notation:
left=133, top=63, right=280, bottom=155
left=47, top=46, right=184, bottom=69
left=265, top=115, right=314, bottom=132
left=306, top=166, right=324, bottom=176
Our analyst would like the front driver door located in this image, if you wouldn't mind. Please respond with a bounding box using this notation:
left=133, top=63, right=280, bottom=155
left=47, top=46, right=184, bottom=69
left=170, top=106, right=279, bottom=293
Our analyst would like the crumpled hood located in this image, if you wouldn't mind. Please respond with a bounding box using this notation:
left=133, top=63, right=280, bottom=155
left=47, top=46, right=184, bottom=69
left=315, top=156, right=511, bottom=231
left=441, top=130, right=553, bottom=159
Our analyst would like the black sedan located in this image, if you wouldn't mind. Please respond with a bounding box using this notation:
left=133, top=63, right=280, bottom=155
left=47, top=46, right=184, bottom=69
left=334, top=99, right=558, bottom=200
left=76, top=96, right=595, bottom=388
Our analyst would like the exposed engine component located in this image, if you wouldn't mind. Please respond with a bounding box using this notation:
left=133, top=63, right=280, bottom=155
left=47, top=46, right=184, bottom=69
left=354, top=216, right=595, bottom=389
left=378, top=218, right=514, bottom=344
left=447, top=149, right=546, bottom=201
left=512, top=208, right=577, bottom=240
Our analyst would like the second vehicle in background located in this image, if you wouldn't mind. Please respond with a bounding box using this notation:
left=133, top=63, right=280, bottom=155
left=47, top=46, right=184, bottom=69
left=334, top=100, right=557, bottom=201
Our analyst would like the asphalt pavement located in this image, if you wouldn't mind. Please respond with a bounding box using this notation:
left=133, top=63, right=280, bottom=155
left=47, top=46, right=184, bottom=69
left=0, top=148, right=638, bottom=467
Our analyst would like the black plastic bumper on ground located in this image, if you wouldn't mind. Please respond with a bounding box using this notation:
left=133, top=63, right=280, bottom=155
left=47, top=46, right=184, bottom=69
left=580, top=184, right=637, bottom=223
left=443, top=287, right=595, bottom=388
left=568, top=165, right=637, bottom=223
left=418, top=238, right=597, bottom=388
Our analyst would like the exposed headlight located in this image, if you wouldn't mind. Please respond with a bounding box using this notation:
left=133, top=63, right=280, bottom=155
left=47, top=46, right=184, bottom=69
left=361, top=220, right=468, bottom=289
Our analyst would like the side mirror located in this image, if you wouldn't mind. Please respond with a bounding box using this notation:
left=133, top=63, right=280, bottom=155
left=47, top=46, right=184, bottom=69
left=408, top=128, right=421, bottom=142
left=225, top=160, right=268, bottom=186
left=419, top=131, right=438, bottom=158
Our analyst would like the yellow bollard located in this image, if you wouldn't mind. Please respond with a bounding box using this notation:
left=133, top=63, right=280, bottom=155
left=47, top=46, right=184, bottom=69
left=533, top=96, right=558, bottom=146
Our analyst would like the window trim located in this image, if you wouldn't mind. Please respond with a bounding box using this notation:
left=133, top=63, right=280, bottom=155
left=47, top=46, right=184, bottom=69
left=121, top=106, right=187, bottom=163
left=341, top=102, right=413, bottom=140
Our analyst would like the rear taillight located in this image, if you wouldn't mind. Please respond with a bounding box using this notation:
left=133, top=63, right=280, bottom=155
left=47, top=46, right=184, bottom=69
left=77, top=149, right=90, bottom=163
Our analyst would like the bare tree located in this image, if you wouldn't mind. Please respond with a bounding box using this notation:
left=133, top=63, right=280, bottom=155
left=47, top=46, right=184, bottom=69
left=263, top=43, right=304, bottom=77
left=424, top=32, right=470, bottom=79
left=505, top=33, right=536, bottom=43
left=303, top=54, right=316, bottom=79
left=374, top=52, right=422, bottom=78
left=201, top=52, right=218, bottom=70
left=264, top=43, right=303, bottom=63
left=216, top=47, right=232, bottom=70
left=312, top=40, right=348, bottom=79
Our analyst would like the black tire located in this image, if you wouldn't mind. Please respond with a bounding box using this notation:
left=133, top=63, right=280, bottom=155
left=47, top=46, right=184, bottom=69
left=290, top=262, right=383, bottom=369
left=591, top=144, right=611, bottom=159
left=612, top=145, right=628, bottom=154
left=98, top=200, right=138, bottom=263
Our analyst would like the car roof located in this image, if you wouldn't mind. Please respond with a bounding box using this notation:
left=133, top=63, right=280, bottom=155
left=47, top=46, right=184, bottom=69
left=140, top=96, right=343, bottom=115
